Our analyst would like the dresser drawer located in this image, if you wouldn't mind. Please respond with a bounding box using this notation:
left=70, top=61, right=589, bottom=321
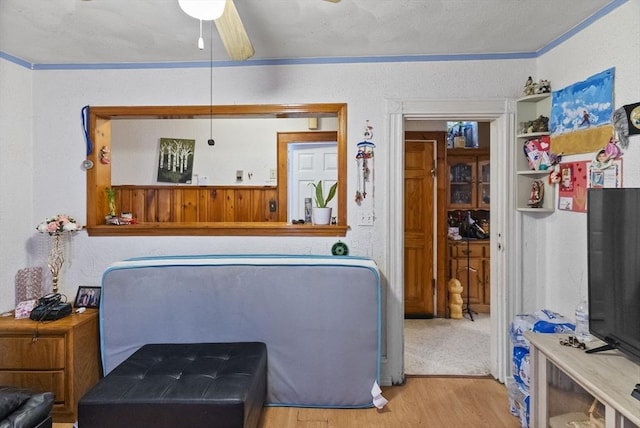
left=450, top=242, right=486, bottom=258
left=0, top=337, right=65, bottom=369
left=0, top=370, right=65, bottom=403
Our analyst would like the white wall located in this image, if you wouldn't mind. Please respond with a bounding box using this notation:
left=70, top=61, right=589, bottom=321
left=529, top=0, right=640, bottom=318
left=13, top=59, right=531, bottom=313
left=2, top=0, right=637, bottom=382
left=0, top=60, right=33, bottom=309
left=111, top=117, right=338, bottom=186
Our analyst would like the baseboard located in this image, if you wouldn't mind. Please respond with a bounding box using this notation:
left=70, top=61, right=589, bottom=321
left=404, top=314, right=434, bottom=319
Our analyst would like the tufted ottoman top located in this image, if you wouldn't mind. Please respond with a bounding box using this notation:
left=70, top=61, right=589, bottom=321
left=79, top=342, right=267, bottom=428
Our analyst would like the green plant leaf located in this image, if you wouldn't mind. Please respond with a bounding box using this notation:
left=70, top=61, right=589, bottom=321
left=310, top=180, right=338, bottom=208
left=314, top=181, right=325, bottom=207
left=325, top=182, right=337, bottom=205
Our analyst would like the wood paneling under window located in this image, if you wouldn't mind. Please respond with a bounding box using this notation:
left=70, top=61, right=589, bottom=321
left=115, top=185, right=278, bottom=223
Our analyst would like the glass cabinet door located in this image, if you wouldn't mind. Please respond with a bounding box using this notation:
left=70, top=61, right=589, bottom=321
left=478, top=157, right=490, bottom=209
left=448, top=158, right=476, bottom=209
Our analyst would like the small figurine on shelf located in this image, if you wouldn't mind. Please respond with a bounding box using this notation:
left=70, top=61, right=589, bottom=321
left=536, top=79, right=551, bottom=94
left=532, top=115, right=550, bottom=132
left=99, top=146, right=111, bottom=164
left=523, top=76, right=537, bottom=96
left=528, top=180, right=545, bottom=208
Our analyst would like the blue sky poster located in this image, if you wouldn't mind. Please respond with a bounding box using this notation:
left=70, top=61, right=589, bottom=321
left=550, top=68, right=615, bottom=136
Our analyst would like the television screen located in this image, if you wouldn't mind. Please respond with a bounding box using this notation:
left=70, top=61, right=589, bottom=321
left=587, top=188, right=640, bottom=363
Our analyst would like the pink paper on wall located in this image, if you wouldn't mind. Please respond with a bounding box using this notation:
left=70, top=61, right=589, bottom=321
left=557, top=161, right=588, bottom=212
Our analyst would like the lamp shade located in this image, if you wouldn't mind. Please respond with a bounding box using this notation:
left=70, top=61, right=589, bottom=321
left=178, top=0, right=226, bottom=21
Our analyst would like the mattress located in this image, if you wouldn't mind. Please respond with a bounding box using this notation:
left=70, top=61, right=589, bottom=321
left=100, top=254, right=381, bottom=408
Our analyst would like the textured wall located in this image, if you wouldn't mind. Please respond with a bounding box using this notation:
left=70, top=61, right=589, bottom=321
left=531, top=0, right=640, bottom=319
left=16, top=59, right=530, bottom=310
left=2, top=1, right=636, bottom=381
left=0, top=60, right=33, bottom=309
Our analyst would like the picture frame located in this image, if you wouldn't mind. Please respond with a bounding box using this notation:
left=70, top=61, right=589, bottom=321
left=74, top=286, right=101, bottom=308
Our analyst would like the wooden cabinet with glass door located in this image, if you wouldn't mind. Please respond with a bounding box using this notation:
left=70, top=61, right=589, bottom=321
left=478, top=156, right=490, bottom=209
left=446, top=149, right=490, bottom=315
left=447, top=150, right=489, bottom=209
left=448, top=156, right=476, bottom=209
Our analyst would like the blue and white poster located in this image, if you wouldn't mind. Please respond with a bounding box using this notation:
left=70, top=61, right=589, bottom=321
left=550, top=68, right=615, bottom=155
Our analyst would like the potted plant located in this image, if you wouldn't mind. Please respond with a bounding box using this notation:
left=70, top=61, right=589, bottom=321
left=310, top=180, right=337, bottom=225
left=105, top=187, right=117, bottom=218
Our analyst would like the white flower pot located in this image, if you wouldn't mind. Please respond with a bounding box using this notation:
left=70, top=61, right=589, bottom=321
left=312, top=207, right=332, bottom=225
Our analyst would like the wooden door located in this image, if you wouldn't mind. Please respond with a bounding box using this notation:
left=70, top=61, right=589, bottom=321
left=404, top=141, right=435, bottom=317
left=482, top=258, right=491, bottom=310
left=289, top=142, right=337, bottom=221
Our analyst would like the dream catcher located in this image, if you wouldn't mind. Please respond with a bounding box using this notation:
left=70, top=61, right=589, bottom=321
left=355, top=121, right=375, bottom=205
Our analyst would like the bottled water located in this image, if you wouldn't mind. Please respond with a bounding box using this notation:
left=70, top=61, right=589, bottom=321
left=574, top=300, right=592, bottom=342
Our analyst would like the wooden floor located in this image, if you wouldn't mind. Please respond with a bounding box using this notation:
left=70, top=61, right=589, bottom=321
left=54, top=376, right=520, bottom=428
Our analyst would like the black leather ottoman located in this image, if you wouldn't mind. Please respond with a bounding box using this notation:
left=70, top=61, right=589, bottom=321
left=78, top=342, right=267, bottom=428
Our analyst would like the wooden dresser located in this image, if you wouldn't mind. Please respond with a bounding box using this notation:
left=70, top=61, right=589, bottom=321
left=448, top=239, right=490, bottom=313
left=0, top=310, right=101, bottom=422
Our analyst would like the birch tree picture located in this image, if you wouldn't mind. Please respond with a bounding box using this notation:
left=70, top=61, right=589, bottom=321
left=157, top=138, right=195, bottom=183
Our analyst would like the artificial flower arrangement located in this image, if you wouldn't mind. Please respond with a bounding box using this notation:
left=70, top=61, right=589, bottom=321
left=36, top=214, right=81, bottom=235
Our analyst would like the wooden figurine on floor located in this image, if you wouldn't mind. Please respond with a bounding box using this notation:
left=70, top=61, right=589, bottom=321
left=448, top=278, right=464, bottom=319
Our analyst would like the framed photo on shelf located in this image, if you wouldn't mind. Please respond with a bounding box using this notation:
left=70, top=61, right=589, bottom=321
left=74, top=286, right=101, bottom=308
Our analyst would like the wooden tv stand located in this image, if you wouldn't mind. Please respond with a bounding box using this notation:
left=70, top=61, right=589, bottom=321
left=526, top=331, right=640, bottom=428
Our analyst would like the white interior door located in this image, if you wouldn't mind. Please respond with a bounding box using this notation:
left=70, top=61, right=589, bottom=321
left=288, top=142, right=337, bottom=221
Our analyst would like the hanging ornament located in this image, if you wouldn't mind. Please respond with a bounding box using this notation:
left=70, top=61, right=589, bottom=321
left=363, top=120, right=374, bottom=140
left=81, top=105, right=94, bottom=170
left=355, top=120, right=376, bottom=204
left=99, top=146, right=111, bottom=164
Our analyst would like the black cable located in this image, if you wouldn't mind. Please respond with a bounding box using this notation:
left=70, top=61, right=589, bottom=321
left=208, top=20, right=215, bottom=146
left=31, top=293, right=69, bottom=340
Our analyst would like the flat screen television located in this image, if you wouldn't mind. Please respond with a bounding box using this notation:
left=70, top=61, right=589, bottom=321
left=587, top=188, right=640, bottom=364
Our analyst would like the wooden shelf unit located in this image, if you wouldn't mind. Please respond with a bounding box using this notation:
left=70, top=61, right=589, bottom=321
left=526, top=331, right=640, bottom=428
left=515, top=94, right=555, bottom=212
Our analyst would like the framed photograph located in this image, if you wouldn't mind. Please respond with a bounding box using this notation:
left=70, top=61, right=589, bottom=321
left=74, top=286, right=101, bottom=308
left=157, top=138, right=195, bottom=184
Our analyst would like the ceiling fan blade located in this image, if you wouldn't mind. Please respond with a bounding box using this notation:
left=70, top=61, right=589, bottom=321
left=215, top=0, right=254, bottom=61
left=323, top=0, right=341, bottom=3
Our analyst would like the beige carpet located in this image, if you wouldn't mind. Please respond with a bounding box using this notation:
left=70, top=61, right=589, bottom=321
left=404, top=313, right=491, bottom=376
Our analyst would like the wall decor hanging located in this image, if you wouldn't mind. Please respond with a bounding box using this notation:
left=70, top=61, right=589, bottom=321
left=355, top=121, right=375, bottom=205
left=588, top=158, right=622, bottom=189
left=557, top=161, right=588, bottom=212
left=623, top=102, right=640, bottom=135
left=612, top=101, right=640, bottom=149
left=550, top=68, right=615, bottom=155
left=81, top=105, right=94, bottom=170
left=157, top=138, right=195, bottom=184
left=557, top=139, right=623, bottom=213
